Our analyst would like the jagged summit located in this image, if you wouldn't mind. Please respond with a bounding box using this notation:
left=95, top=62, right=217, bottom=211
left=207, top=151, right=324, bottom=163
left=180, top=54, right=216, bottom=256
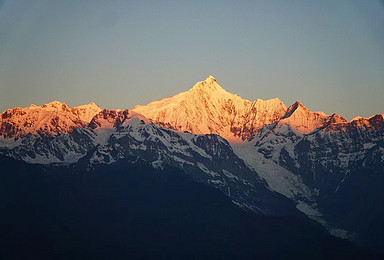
left=71, top=102, right=102, bottom=122
left=204, top=75, right=217, bottom=83
left=278, top=102, right=329, bottom=134
left=133, top=76, right=287, bottom=141
left=282, top=101, right=307, bottom=119
left=327, top=113, right=347, bottom=125
left=36, top=101, right=71, bottom=112
left=351, top=116, right=363, bottom=121
left=0, top=101, right=102, bottom=139
left=350, top=114, right=384, bottom=123
left=188, top=75, right=230, bottom=95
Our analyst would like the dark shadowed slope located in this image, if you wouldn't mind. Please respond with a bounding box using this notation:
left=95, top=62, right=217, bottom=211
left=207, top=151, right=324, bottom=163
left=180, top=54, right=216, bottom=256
left=0, top=156, right=378, bottom=260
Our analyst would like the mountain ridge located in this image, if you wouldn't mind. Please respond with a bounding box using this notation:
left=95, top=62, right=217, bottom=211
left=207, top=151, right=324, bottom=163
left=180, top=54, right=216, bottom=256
left=0, top=76, right=383, bottom=252
left=133, top=76, right=287, bottom=141
left=1, top=76, right=381, bottom=140
left=0, top=101, right=101, bottom=139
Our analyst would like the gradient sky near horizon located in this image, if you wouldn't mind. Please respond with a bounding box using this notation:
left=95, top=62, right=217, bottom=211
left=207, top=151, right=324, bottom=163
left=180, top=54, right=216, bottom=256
left=0, top=0, right=383, bottom=120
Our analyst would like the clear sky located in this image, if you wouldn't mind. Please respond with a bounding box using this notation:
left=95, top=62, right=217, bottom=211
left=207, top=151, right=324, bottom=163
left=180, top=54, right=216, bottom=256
left=0, top=0, right=383, bottom=120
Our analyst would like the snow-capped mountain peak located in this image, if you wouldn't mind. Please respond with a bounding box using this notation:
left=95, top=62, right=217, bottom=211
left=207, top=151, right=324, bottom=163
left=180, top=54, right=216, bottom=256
left=41, top=101, right=71, bottom=112
left=0, top=101, right=101, bottom=139
left=279, top=101, right=329, bottom=134
left=133, top=76, right=288, bottom=141
left=206, top=75, right=216, bottom=81
left=71, top=102, right=102, bottom=122
left=327, top=113, right=347, bottom=125
left=282, top=101, right=309, bottom=119
left=189, top=75, right=224, bottom=92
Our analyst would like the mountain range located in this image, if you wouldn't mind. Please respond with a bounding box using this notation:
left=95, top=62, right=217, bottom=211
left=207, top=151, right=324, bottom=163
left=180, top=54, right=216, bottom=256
left=0, top=76, right=383, bottom=258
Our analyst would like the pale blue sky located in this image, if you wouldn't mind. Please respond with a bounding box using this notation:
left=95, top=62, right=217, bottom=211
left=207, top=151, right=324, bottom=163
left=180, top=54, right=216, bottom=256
left=0, top=0, right=383, bottom=119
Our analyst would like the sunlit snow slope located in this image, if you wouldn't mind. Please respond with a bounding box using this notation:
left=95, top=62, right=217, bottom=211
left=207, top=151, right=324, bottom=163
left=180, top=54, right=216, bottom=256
left=133, top=76, right=287, bottom=141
